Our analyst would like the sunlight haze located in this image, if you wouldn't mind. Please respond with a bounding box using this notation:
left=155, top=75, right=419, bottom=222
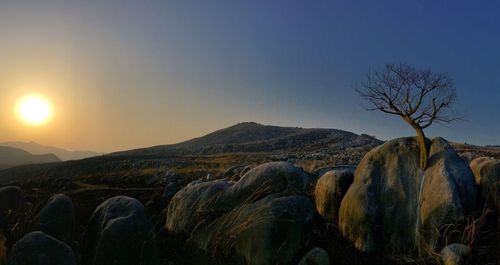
left=0, top=1, right=499, bottom=153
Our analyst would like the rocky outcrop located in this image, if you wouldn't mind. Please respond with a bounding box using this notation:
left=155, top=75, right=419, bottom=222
left=298, top=247, right=330, bottom=265
left=339, top=137, right=476, bottom=254
left=7, top=231, right=76, bottom=265
left=315, top=169, right=354, bottom=224
left=440, top=243, right=471, bottom=265
left=166, top=162, right=315, bottom=265
left=470, top=157, right=500, bottom=212
left=33, top=194, right=74, bottom=243
left=84, top=196, right=159, bottom=265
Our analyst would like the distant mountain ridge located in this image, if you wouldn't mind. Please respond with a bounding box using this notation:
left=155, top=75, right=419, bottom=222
left=111, top=122, right=382, bottom=156
left=0, top=146, right=60, bottom=170
left=0, top=141, right=103, bottom=161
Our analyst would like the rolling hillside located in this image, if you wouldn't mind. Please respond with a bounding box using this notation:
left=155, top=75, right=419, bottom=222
left=0, top=141, right=103, bottom=160
left=0, top=146, right=60, bottom=169
left=111, top=122, right=382, bottom=156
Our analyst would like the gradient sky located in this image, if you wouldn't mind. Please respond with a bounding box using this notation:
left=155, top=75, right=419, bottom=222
left=0, top=1, right=499, bottom=152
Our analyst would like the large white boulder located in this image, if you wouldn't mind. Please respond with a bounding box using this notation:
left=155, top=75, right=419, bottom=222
left=339, top=137, right=476, bottom=254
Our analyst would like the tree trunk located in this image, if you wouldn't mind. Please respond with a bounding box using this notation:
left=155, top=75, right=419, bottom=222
left=402, top=116, right=429, bottom=169
left=415, top=127, right=428, bottom=169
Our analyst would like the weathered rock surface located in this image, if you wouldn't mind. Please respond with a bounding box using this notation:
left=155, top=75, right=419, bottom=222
left=470, top=157, right=500, bottom=212
left=315, top=169, right=354, bottom=224
left=84, top=196, right=159, bottom=265
left=298, top=247, right=330, bottom=265
left=7, top=231, right=76, bottom=265
left=339, top=137, right=476, bottom=254
left=166, top=162, right=315, bottom=265
left=440, top=243, right=471, bottom=265
left=33, top=194, right=75, bottom=243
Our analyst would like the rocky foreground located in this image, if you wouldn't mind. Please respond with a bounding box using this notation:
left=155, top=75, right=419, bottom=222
left=0, top=137, right=498, bottom=265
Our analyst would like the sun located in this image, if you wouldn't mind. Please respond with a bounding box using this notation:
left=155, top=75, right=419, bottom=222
left=16, top=94, right=54, bottom=126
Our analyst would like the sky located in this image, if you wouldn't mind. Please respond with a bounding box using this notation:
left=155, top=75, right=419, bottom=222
left=0, top=1, right=499, bottom=152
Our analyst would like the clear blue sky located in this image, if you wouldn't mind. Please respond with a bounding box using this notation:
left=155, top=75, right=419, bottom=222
left=0, top=1, right=499, bottom=152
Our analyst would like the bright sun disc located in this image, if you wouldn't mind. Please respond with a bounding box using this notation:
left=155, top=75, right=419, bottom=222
left=16, top=95, right=54, bottom=126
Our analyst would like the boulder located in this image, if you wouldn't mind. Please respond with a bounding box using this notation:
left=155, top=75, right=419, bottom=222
left=7, top=231, right=76, bottom=265
left=166, top=162, right=315, bottom=265
left=224, top=162, right=315, bottom=203
left=206, top=173, right=215, bottom=181
left=339, top=137, right=476, bottom=254
left=315, top=169, right=354, bottom=224
left=312, top=165, right=356, bottom=178
left=440, top=243, right=471, bottom=265
left=298, top=247, right=330, bottom=265
left=193, top=195, right=314, bottom=265
left=470, top=157, right=500, bottom=212
left=33, top=194, right=75, bottom=243
left=166, top=180, right=235, bottom=234
left=0, top=186, right=24, bottom=214
left=162, top=179, right=177, bottom=200
left=84, top=196, right=159, bottom=265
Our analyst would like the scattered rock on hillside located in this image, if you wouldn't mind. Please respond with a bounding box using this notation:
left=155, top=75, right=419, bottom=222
left=84, top=196, right=159, bottom=265
left=298, top=247, right=330, bottom=265
left=315, top=169, right=354, bottom=224
left=470, top=157, right=500, bottom=212
left=7, top=231, right=76, bottom=265
left=339, top=137, right=476, bottom=254
left=166, top=162, right=315, bottom=265
left=440, top=243, right=471, bottom=265
left=33, top=194, right=75, bottom=243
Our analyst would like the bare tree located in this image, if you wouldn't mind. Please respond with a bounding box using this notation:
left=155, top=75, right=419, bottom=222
left=355, top=63, right=461, bottom=169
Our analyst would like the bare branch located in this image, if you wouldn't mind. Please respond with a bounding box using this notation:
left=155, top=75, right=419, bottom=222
left=354, top=63, right=461, bottom=132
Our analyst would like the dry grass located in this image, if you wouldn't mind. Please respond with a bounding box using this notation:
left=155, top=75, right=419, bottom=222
left=187, top=181, right=275, bottom=259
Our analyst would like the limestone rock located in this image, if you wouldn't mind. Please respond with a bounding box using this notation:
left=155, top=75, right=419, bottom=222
left=166, top=162, right=315, bottom=265
left=315, top=169, right=354, bottom=224
left=298, top=247, right=330, bottom=265
left=84, top=196, right=159, bottom=265
left=440, top=243, right=471, bottom=265
left=33, top=194, right=75, bottom=243
left=470, top=157, right=500, bottom=212
left=7, top=231, right=76, bottom=265
left=339, top=137, right=476, bottom=254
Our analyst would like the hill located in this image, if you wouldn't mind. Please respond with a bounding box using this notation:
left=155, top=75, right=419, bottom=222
left=0, top=141, right=103, bottom=161
left=0, top=146, right=61, bottom=169
left=111, top=122, right=382, bottom=156
left=0, top=122, right=382, bottom=185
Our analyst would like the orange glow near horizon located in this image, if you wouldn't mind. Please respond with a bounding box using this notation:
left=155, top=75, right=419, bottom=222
left=16, top=94, right=54, bottom=126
